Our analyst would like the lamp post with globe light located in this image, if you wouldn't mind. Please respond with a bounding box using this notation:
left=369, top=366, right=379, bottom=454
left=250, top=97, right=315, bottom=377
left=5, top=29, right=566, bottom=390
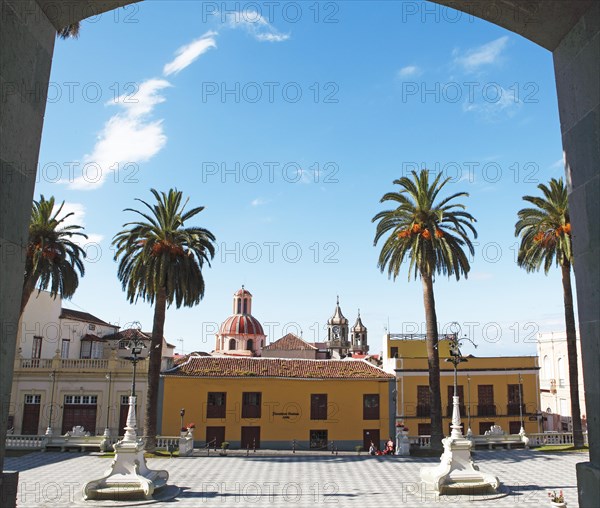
left=420, top=322, right=499, bottom=494
left=45, top=371, right=57, bottom=436
left=103, top=372, right=112, bottom=438
left=518, top=373, right=525, bottom=435
left=83, top=325, right=169, bottom=500
left=123, top=335, right=145, bottom=442
left=445, top=324, right=477, bottom=440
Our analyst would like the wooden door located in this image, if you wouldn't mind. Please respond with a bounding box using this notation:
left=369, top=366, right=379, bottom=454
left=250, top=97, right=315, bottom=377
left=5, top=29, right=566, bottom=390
left=363, top=429, right=380, bottom=451
left=310, top=394, right=327, bottom=420
left=241, top=426, right=260, bottom=449
left=21, top=395, right=41, bottom=435
left=477, top=385, right=495, bottom=416
left=119, top=403, right=129, bottom=435
left=509, top=421, right=522, bottom=435
left=206, top=426, right=225, bottom=447
left=61, top=405, right=97, bottom=434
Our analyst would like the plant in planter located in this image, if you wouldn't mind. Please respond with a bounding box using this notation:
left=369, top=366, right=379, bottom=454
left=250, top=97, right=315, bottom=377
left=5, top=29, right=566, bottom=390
left=548, top=490, right=566, bottom=507
left=354, top=445, right=363, bottom=455
left=181, top=422, right=196, bottom=436
left=220, top=441, right=230, bottom=456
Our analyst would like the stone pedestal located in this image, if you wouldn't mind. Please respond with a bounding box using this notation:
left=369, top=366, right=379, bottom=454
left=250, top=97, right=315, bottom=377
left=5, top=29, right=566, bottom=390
left=395, top=429, right=410, bottom=456
left=83, top=396, right=168, bottom=500
left=420, top=395, right=499, bottom=494
left=420, top=435, right=499, bottom=493
left=179, top=430, right=194, bottom=457
left=0, top=471, right=19, bottom=508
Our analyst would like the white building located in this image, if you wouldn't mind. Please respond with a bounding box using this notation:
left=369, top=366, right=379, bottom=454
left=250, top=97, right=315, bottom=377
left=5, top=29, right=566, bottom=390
left=9, top=291, right=174, bottom=436
left=537, top=331, right=587, bottom=432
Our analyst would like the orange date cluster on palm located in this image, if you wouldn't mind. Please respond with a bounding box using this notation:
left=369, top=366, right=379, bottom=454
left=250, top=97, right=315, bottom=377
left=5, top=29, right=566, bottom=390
left=397, top=224, right=444, bottom=240
left=28, top=242, right=60, bottom=261
left=151, top=241, right=185, bottom=257
left=534, top=223, right=571, bottom=244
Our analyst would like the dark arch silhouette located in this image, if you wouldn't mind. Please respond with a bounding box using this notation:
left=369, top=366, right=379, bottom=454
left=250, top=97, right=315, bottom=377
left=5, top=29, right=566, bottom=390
left=0, top=2, right=597, bottom=506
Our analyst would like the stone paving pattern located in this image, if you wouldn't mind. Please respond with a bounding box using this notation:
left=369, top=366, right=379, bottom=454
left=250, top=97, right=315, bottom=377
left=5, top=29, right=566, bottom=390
left=5, top=449, right=586, bottom=507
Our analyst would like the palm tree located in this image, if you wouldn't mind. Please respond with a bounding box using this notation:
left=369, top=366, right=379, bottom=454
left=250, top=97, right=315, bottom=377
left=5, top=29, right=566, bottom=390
left=57, top=22, right=80, bottom=39
left=372, top=170, right=477, bottom=451
left=515, top=177, right=583, bottom=447
left=21, top=196, right=87, bottom=316
left=112, top=188, right=216, bottom=450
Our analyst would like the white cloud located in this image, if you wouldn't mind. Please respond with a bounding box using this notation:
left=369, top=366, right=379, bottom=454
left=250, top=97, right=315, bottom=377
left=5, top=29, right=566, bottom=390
left=462, top=85, right=521, bottom=121
left=255, top=32, right=289, bottom=42
left=397, top=65, right=422, bottom=78
left=251, top=198, right=267, bottom=206
left=112, top=78, right=171, bottom=117
left=60, top=202, right=104, bottom=247
left=470, top=271, right=493, bottom=281
left=454, top=36, right=509, bottom=71
left=163, top=31, right=218, bottom=76
left=550, top=157, right=565, bottom=170
left=223, top=10, right=290, bottom=42
left=69, top=79, right=171, bottom=190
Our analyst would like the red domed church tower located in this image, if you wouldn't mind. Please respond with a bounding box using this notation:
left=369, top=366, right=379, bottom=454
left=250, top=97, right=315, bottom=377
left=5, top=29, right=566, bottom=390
left=215, top=287, right=266, bottom=356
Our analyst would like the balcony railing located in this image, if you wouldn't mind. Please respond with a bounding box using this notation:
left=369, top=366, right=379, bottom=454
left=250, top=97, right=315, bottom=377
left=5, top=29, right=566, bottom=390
left=19, top=358, right=53, bottom=369
left=18, top=357, right=149, bottom=372
left=416, top=405, right=431, bottom=417
left=477, top=404, right=497, bottom=416
left=507, top=403, right=526, bottom=416
left=61, top=358, right=108, bottom=369
left=408, top=432, right=588, bottom=449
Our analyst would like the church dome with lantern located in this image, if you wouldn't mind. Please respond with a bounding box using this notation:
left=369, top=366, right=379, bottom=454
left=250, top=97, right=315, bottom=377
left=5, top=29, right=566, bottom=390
left=215, top=287, right=266, bottom=356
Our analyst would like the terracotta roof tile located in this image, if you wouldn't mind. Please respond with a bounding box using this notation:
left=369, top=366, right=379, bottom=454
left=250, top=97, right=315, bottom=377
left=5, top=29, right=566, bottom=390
left=164, top=356, right=394, bottom=380
left=60, top=308, right=116, bottom=327
left=264, top=333, right=318, bottom=351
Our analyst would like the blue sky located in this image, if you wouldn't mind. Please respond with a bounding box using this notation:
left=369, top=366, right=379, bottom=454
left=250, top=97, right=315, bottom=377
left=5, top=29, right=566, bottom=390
left=35, top=1, right=571, bottom=357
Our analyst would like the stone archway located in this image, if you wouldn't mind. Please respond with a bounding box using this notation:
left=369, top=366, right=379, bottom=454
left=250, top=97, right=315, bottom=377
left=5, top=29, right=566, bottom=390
left=1, top=1, right=598, bottom=504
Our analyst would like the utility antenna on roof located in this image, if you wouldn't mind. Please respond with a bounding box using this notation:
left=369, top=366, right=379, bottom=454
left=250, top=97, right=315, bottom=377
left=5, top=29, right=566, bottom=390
left=177, top=338, right=184, bottom=355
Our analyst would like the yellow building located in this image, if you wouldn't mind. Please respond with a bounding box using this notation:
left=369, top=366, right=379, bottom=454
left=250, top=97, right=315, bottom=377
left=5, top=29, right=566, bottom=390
left=160, top=355, right=395, bottom=450
left=382, top=334, right=540, bottom=436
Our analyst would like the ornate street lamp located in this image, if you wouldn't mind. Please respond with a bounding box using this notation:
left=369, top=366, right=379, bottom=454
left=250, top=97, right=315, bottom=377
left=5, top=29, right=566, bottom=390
left=103, top=372, right=112, bottom=438
left=444, top=324, right=477, bottom=439
left=180, top=408, right=185, bottom=431
left=84, top=327, right=169, bottom=500
left=466, top=374, right=472, bottom=437
left=121, top=333, right=146, bottom=442
left=420, top=323, right=498, bottom=494
left=126, top=337, right=145, bottom=398
left=45, top=371, right=57, bottom=436
left=518, top=373, right=525, bottom=435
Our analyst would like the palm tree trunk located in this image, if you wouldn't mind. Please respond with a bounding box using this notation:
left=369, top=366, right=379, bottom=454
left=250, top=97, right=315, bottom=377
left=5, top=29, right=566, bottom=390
left=422, top=274, right=443, bottom=452
left=20, top=275, right=37, bottom=317
left=561, top=262, right=584, bottom=447
left=143, top=287, right=167, bottom=451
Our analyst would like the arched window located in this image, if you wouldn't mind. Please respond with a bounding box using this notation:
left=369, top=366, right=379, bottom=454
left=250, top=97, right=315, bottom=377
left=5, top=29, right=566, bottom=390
left=243, top=298, right=248, bottom=314
left=557, top=357, right=566, bottom=386
left=237, top=299, right=241, bottom=314
left=229, top=338, right=236, bottom=350
left=543, top=355, right=550, bottom=377
left=247, top=339, right=254, bottom=351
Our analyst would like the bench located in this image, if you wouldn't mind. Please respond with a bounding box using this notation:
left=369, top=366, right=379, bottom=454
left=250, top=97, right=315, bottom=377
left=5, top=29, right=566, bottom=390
left=470, top=425, right=529, bottom=449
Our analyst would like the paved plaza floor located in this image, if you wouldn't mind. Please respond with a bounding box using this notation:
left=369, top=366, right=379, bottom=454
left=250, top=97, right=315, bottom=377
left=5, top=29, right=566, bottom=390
left=5, top=449, right=587, bottom=508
